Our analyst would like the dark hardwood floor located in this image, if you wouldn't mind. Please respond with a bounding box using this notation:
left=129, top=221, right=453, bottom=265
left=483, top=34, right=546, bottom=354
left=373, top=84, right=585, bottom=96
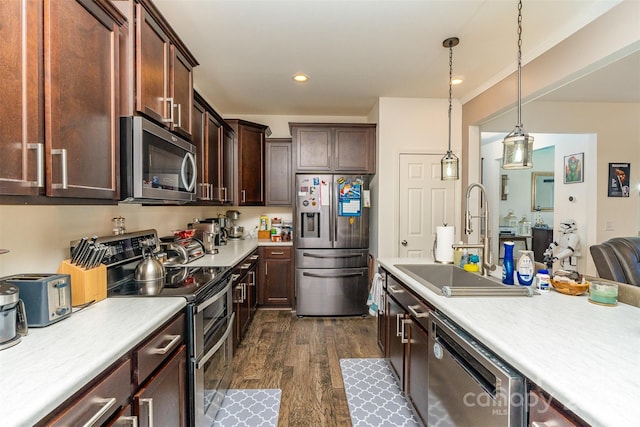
left=230, top=309, right=382, bottom=426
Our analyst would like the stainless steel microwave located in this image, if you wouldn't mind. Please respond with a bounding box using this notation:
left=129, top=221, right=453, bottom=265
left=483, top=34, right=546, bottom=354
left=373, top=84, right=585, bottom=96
left=120, top=116, right=197, bottom=203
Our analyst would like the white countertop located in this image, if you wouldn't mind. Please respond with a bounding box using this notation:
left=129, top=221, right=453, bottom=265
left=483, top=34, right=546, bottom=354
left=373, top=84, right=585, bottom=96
left=187, top=238, right=291, bottom=268
left=0, top=297, right=186, bottom=426
left=378, top=257, right=640, bottom=427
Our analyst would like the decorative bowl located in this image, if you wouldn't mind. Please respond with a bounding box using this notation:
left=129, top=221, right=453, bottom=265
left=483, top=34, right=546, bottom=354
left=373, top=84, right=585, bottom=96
left=550, top=277, right=590, bottom=296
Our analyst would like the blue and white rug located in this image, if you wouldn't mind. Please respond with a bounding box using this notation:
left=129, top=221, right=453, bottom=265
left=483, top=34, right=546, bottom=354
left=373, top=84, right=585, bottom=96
left=213, top=389, right=281, bottom=427
left=340, top=358, right=420, bottom=427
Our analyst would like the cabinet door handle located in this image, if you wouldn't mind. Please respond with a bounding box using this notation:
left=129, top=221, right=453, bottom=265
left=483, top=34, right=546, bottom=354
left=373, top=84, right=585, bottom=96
left=242, top=282, right=247, bottom=301
left=408, top=304, right=429, bottom=319
left=116, top=416, right=138, bottom=427
left=150, top=334, right=181, bottom=355
left=401, top=318, right=412, bottom=344
left=175, top=102, right=182, bottom=128
left=231, top=273, right=241, bottom=282
left=396, top=313, right=403, bottom=337
left=265, top=263, right=268, bottom=276
left=388, top=284, right=404, bottom=294
left=51, top=148, right=68, bottom=189
left=223, top=187, right=228, bottom=201
left=140, top=397, right=154, bottom=427
left=270, top=251, right=284, bottom=255
left=81, top=397, right=116, bottom=427
left=250, top=254, right=259, bottom=260
left=249, top=271, right=255, bottom=286
left=28, top=143, right=44, bottom=187
left=241, top=189, right=246, bottom=203
left=163, top=97, right=174, bottom=124
left=240, top=263, right=251, bottom=269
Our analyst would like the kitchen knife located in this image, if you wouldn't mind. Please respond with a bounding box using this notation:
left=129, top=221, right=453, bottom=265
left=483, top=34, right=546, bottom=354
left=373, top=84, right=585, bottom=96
left=78, top=242, right=94, bottom=268
left=89, top=245, right=106, bottom=269
left=85, top=246, right=99, bottom=269
left=92, top=245, right=108, bottom=269
left=71, top=237, right=88, bottom=264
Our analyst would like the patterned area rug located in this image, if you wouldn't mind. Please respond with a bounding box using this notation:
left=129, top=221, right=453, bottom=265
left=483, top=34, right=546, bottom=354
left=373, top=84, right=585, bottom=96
left=340, top=358, right=420, bottom=427
left=212, top=389, right=281, bottom=427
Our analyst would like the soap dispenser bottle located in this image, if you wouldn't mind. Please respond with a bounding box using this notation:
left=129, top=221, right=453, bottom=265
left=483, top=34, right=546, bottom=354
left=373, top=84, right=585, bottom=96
left=502, top=241, right=515, bottom=285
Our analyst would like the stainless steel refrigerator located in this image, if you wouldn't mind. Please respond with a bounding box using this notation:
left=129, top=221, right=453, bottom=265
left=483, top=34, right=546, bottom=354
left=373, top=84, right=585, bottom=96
left=295, top=174, right=370, bottom=316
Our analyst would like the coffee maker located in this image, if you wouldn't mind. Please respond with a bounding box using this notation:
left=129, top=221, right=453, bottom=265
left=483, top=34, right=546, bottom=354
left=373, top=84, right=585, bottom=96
left=0, top=281, right=28, bottom=351
left=225, top=210, right=244, bottom=239
left=190, top=218, right=227, bottom=246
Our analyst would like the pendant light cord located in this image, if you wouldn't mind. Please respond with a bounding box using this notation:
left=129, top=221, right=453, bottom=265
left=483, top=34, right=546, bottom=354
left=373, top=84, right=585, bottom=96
left=517, top=0, right=523, bottom=129
left=448, top=43, right=453, bottom=153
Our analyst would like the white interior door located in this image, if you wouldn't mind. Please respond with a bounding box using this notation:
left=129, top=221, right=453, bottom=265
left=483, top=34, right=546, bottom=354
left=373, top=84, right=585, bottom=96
left=398, top=154, right=457, bottom=257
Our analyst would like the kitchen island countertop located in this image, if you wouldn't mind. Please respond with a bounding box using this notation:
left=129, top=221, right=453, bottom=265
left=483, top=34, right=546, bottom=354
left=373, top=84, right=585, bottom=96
left=378, top=257, right=640, bottom=427
left=0, top=297, right=186, bottom=426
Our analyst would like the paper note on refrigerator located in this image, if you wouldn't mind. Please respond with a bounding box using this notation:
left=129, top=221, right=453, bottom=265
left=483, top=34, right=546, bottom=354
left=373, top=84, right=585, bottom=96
left=338, top=178, right=361, bottom=216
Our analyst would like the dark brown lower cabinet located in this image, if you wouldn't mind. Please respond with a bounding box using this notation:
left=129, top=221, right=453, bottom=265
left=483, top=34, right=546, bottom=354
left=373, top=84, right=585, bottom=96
left=381, top=269, right=432, bottom=426
left=406, top=319, right=430, bottom=425
left=45, top=359, right=131, bottom=426
left=386, top=295, right=406, bottom=386
left=259, top=246, right=294, bottom=308
left=39, top=313, right=187, bottom=426
left=133, top=345, right=187, bottom=427
left=233, top=250, right=259, bottom=347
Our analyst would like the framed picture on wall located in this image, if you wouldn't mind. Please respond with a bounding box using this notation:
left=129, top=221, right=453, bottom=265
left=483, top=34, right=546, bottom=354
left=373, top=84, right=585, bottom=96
left=608, top=163, right=631, bottom=197
left=563, top=153, right=584, bottom=184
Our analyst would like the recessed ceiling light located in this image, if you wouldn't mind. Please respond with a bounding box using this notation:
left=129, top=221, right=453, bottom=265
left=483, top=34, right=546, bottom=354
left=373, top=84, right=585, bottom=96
left=451, top=77, right=463, bottom=85
left=292, top=73, right=308, bottom=83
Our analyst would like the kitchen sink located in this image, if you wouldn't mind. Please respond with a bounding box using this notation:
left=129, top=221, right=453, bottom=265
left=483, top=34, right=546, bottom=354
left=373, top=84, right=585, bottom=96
left=394, top=264, right=533, bottom=297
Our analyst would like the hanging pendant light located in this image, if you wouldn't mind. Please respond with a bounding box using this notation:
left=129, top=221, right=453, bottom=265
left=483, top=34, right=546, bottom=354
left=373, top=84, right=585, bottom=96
left=441, top=37, right=459, bottom=180
left=502, top=0, right=533, bottom=170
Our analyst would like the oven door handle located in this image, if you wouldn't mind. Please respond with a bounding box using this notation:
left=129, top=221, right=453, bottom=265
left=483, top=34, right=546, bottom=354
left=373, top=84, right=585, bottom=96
left=196, top=312, right=235, bottom=369
left=195, top=278, right=232, bottom=313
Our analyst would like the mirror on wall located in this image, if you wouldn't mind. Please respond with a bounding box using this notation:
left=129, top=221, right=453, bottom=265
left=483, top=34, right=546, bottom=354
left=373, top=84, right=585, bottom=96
left=531, top=172, right=554, bottom=211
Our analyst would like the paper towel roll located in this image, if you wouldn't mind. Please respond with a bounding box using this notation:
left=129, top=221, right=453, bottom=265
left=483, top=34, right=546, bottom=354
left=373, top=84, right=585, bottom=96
left=435, top=225, right=455, bottom=263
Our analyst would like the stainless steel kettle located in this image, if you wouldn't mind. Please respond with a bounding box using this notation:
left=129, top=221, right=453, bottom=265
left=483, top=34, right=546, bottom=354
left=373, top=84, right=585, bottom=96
left=0, top=282, right=28, bottom=351
left=135, top=247, right=166, bottom=282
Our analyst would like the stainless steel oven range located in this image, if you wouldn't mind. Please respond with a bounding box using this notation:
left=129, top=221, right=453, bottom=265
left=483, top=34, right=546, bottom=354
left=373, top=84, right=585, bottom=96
left=95, top=230, right=233, bottom=427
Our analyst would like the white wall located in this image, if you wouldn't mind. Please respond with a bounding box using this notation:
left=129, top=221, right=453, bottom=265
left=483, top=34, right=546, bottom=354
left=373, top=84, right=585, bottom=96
left=374, top=97, right=462, bottom=259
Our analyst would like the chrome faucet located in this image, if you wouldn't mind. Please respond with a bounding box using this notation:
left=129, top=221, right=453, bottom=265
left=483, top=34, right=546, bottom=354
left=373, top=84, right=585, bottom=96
left=452, top=183, right=496, bottom=276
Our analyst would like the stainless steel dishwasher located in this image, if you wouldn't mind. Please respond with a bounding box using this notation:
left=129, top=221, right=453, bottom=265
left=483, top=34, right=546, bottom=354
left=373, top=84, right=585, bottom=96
left=428, top=313, right=525, bottom=426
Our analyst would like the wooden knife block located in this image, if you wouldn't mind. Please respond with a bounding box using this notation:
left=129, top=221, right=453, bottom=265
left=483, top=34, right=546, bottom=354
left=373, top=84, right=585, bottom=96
left=57, top=260, right=107, bottom=306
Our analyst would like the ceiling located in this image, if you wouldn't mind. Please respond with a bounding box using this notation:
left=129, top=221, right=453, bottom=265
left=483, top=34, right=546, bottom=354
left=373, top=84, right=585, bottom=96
left=153, top=0, right=636, bottom=117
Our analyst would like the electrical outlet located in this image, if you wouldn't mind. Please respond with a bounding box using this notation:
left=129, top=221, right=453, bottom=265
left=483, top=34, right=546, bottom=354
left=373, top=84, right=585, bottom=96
left=605, top=221, right=615, bottom=231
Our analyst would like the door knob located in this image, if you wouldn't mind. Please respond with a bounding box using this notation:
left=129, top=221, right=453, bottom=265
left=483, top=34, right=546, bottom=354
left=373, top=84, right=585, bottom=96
left=401, top=240, right=408, bottom=246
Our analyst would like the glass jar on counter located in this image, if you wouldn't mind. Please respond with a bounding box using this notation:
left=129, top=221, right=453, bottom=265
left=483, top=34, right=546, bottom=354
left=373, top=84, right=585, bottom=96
left=503, top=209, right=518, bottom=228
left=518, top=215, right=531, bottom=236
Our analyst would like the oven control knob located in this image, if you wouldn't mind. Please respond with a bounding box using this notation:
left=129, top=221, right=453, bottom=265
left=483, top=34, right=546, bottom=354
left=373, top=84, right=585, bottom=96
left=433, top=342, right=443, bottom=360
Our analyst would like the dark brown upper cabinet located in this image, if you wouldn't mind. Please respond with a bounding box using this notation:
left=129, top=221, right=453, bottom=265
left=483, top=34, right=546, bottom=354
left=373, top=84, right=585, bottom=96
left=226, top=119, right=270, bottom=206
left=290, top=123, right=377, bottom=174
left=0, top=0, right=42, bottom=196
left=192, top=92, right=233, bottom=204
left=116, top=0, right=197, bottom=140
left=1, top=0, right=124, bottom=200
left=265, top=138, right=293, bottom=206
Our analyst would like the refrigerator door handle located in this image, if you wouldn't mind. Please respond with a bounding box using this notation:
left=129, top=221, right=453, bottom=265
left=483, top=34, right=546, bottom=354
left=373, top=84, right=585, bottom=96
left=301, top=252, right=364, bottom=259
left=302, top=271, right=364, bottom=279
left=329, top=177, right=334, bottom=243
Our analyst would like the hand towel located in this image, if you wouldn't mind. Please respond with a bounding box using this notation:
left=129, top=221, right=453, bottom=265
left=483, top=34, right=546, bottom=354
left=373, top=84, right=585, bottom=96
left=367, top=272, right=384, bottom=316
